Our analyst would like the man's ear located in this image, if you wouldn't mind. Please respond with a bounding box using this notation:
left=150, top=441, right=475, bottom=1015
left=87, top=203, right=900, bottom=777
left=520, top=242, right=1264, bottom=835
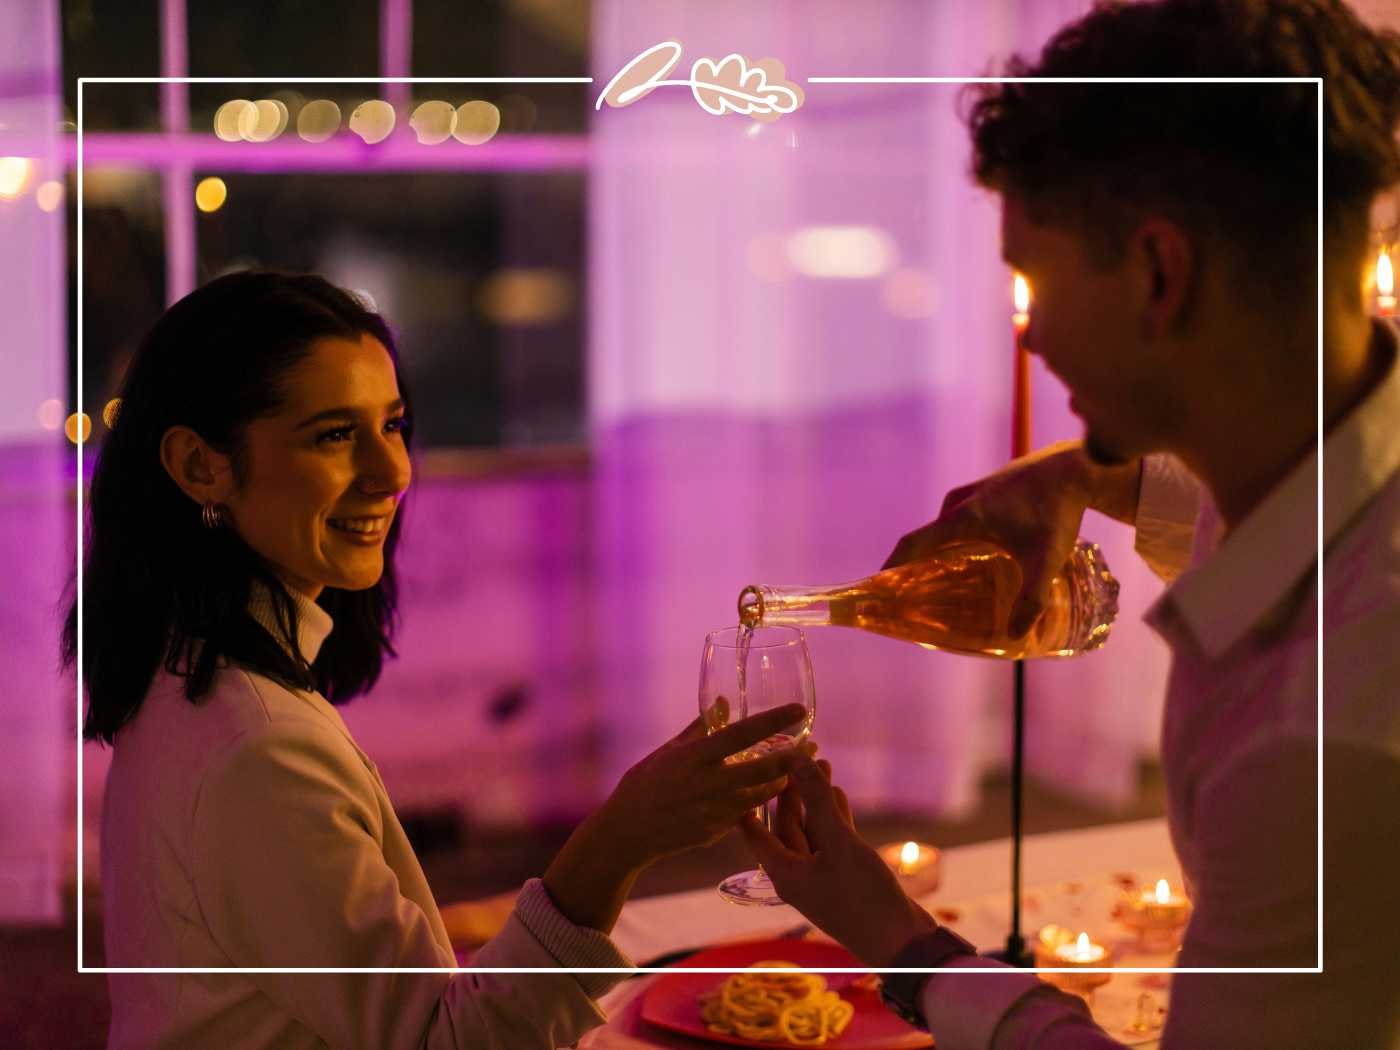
left=159, top=426, right=234, bottom=506
left=1129, top=217, right=1194, bottom=341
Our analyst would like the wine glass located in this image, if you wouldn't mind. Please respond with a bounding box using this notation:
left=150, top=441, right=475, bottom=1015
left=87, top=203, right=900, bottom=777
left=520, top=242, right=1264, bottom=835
left=699, top=625, right=816, bottom=906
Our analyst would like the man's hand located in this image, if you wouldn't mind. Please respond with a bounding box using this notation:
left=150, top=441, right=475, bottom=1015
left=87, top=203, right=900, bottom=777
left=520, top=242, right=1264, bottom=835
left=882, top=440, right=1139, bottom=637
left=740, top=759, right=939, bottom=967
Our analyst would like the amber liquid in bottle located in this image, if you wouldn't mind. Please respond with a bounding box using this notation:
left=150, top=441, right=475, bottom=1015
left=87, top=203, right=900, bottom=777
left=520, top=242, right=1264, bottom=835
left=738, top=540, right=1117, bottom=660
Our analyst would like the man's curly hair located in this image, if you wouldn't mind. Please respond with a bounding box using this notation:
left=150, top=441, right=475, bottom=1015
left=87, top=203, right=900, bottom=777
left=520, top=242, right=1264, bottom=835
left=967, top=0, right=1400, bottom=301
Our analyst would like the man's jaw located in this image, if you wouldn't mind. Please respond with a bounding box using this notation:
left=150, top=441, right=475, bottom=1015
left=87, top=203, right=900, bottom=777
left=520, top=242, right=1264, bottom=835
left=1083, top=430, right=1133, bottom=467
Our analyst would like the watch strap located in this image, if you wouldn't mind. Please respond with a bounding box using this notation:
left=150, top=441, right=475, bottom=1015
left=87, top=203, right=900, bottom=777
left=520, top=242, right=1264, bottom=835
left=878, top=926, right=979, bottom=1030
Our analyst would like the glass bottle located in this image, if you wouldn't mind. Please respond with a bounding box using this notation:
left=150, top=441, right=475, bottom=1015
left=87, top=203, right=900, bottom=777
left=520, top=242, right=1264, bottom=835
left=737, top=539, right=1119, bottom=659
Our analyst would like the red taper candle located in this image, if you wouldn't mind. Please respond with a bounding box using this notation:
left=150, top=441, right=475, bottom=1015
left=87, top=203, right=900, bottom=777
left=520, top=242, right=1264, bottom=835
left=1011, top=273, right=1033, bottom=459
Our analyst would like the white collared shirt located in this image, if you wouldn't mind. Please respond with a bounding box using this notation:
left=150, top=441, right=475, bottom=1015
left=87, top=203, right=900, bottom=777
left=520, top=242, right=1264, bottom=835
left=920, top=324, right=1400, bottom=1048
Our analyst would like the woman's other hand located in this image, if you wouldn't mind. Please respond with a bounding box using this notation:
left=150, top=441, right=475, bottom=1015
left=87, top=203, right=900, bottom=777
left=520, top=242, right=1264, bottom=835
left=542, top=703, right=815, bottom=933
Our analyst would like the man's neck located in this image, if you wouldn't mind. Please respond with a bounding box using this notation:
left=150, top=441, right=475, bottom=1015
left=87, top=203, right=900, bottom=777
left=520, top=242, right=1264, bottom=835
left=1176, top=307, right=1384, bottom=531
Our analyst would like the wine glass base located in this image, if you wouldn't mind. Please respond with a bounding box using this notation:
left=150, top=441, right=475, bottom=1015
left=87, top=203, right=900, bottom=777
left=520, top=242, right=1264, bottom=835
left=717, top=869, right=787, bottom=907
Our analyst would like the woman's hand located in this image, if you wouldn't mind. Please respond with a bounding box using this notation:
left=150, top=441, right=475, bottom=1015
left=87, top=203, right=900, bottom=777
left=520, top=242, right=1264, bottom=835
left=741, top=759, right=939, bottom=967
left=543, top=703, right=816, bottom=933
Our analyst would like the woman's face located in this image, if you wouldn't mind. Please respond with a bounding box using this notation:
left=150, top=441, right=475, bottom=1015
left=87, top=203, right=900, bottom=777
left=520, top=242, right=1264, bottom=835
left=223, top=331, right=412, bottom=600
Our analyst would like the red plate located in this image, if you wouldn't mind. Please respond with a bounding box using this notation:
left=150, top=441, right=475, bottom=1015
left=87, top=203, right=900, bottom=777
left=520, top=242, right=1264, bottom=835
left=640, top=938, right=933, bottom=1049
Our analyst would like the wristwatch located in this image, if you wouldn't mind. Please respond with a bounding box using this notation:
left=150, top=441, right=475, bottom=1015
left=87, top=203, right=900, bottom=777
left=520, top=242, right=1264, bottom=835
left=877, top=926, right=979, bottom=1030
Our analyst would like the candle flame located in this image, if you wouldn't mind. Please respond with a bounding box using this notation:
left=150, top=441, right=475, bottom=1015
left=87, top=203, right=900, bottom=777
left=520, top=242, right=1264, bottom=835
left=1013, top=272, right=1031, bottom=315
left=1076, top=932, right=1091, bottom=953
left=1378, top=249, right=1394, bottom=298
left=900, top=841, right=920, bottom=867
left=1155, top=879, right=1171, bottom=904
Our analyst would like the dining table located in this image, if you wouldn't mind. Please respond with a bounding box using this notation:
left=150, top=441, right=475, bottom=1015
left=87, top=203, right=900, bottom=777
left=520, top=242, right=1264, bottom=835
left=579, top=816, right=1182, bottom=1049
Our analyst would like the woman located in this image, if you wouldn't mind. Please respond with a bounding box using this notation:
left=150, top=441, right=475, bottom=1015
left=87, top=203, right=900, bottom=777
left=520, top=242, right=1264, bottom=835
left=62, top=271, right=813, bottom=1049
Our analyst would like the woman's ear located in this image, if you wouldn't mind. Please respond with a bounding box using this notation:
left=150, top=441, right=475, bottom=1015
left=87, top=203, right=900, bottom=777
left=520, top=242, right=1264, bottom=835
left=159, top=426, right=234, bottom=506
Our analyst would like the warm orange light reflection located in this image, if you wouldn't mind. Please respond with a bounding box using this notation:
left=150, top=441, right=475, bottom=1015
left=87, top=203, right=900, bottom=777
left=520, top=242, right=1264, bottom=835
left=244, top=99, right=289, bottom=142
left=0, top=156, right=34, bottom=199
left=65, top=412, right=92, bottom=445
left=453, top=100, right=501, bottom=145
left=213, top=100, right=254, bottom=142
left=478, top=269, right=574, bottom=325
left=1378, top=248, right=1396, bottom=316
left=349, top=100, right=396, bottom=144
left=195, top=177, right=227, bottom=213
left=410, top=101, right=457, bottom=145
left=297, top=100, right=342, bottom=143
left=102, top=398, right=122, bottom=429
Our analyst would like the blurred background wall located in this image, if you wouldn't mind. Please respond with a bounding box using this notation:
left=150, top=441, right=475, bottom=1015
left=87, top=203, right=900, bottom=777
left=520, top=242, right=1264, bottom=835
left=0, top=0, right=1219, bottom=924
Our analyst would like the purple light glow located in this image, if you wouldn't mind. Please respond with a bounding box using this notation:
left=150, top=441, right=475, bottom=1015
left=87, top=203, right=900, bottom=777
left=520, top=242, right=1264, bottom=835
left=159, top=0, right=194, bottom=302
left=381, top=0, right=413, bottom=111
left=63, top=132, right=588, bottom=172
left=158, top=0, right=188, bottom=132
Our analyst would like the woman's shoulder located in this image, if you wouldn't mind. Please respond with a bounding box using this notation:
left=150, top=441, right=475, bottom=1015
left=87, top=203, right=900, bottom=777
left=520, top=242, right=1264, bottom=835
left=124, top=659, right=358, bottom=767
left=111, top=663, right=377, bottom=832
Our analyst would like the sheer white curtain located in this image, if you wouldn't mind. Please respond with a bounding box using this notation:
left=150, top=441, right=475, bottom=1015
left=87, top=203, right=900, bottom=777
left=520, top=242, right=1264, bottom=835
left=589, top=0, right=1169, bottom=815
left=0, top=0, right=68, bottom=921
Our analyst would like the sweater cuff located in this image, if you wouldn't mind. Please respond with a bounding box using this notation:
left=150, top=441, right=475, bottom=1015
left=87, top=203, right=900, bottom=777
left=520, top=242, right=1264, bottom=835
left=513, top=877, right=635, bottom=998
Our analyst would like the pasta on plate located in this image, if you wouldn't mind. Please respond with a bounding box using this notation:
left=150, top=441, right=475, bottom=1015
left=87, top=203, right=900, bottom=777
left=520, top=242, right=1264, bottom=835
left=699, top=960, right=856, bottom=1046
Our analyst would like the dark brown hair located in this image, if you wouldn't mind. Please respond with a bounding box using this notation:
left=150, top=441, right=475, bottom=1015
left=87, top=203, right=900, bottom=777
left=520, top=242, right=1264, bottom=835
left=967, top=0, right=1400, bottom=300
left=62, top=271, right=413, bottom=743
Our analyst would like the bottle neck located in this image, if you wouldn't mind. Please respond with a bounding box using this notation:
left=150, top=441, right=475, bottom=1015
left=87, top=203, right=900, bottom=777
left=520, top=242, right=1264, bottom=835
left=739, top=582, right=851, bottom=628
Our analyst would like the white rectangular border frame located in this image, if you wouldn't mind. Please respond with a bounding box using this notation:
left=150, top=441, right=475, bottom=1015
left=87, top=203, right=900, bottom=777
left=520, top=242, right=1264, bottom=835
left=76, top=72, right=1321, bottom=980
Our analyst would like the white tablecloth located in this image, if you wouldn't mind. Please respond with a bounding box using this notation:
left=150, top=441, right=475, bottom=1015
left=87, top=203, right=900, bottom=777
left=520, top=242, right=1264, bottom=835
left=584, top=817, right=1181, bottom=1048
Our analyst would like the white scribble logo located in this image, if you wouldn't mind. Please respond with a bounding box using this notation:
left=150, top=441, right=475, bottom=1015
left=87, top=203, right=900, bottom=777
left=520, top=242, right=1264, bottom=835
left=596, top=40, right=804, bottom=122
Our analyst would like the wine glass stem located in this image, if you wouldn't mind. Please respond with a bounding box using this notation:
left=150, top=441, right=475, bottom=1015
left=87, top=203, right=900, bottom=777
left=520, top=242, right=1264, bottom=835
left=756, top=800, right=773, bottom=873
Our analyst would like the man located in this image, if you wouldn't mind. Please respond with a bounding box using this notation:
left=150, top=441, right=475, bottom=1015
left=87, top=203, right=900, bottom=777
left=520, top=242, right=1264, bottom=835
left=744, top=1, right=1400, bottom=1046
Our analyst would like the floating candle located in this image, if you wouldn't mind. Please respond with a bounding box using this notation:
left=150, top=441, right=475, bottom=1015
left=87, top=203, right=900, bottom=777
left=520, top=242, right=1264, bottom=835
left=1033, top=923, right=1073, bottom=968
left=1055, top=931, right=1108, bottom=966
left=1118, top=877, right=1191, bottom=952
left=1043, top=931, right=1113, bottom=998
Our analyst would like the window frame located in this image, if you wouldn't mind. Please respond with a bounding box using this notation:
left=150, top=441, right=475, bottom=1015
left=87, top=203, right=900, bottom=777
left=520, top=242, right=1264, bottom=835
left=71, top=0, right=592, bottom=469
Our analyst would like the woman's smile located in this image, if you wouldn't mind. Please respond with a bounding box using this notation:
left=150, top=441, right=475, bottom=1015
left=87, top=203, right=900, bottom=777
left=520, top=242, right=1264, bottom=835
left=327, top=513, right=392, bottom=541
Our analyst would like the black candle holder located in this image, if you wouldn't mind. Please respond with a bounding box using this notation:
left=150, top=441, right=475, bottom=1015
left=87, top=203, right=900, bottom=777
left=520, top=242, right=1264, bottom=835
left=981, top=660, right=1034, bottom=968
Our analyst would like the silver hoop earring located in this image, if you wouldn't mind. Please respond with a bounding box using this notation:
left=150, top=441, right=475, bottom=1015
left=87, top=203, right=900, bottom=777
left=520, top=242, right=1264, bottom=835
left=201, top=502, right=225, bottom=530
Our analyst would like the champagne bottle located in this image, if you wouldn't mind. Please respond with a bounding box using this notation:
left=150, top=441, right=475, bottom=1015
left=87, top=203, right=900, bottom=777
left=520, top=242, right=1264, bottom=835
left=737, top=539, right=1119, bottom=659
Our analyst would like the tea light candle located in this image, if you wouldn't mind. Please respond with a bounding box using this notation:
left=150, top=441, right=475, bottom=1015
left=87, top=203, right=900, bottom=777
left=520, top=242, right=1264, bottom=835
left=1119, top=878, right=1192, bottom=952
left=1033, top=923, right=1073, bottom=967
left=1056, top=931, right=1108, bottom=965
left=878, top=840, right=941, bottom=897
left=1044, top=931, right=1113, bottom=998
